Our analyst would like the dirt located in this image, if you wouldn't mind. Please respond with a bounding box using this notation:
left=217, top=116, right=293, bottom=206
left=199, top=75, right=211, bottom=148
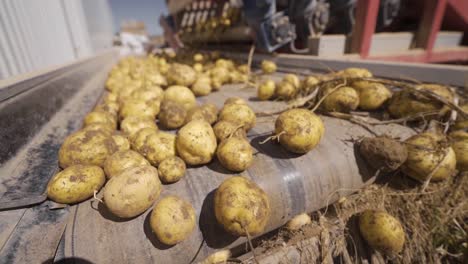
left=359, top=136, right=408, bottom=172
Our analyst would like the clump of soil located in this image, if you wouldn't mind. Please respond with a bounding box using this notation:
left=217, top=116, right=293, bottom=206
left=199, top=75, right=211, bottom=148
left=359, top=136, right=408, bottom=172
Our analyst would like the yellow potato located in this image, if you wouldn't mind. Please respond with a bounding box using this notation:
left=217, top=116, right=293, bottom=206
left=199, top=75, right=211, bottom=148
left=402, top=132, right=457, bottom=182
left=176, top=120, right=217, bottom=165
left=453, top=103, right=468, bottom=130
left=449, top=130, right=468, bottom=171
left=219, top=103, right=256, bottom=131
left=119, top=99, right=160, bottom=120
left=238, top=64, right=248, bottom=74
left=103, top=93, right=118, bottom=103
left=59, top=129, right=118, bottom=168
left=352, top=81, right=392, bottom=110
left=211, top=77, right=223, bottom=91
left=104, top=165, right=161, bottom=218
left=120, top=116, right=158, bottom=138
left=192, top=75, right=212, bottom=96
left=321, top=86, right=359, bottom=112
left=146, top=72, right=168, bottom=87
left=158, top=156, right=186, bottom=183
left=224, top=97, right=246, bottom=105
left=83, top=111, right=117, bottom=130
left=143, top=132, right=177, bottom=166
left=158, top=100, right=187, bottom=129
left=201, top=250, right=231, bottom=264
left=129, top=86, right=164, bottom=102
left=217, top=137, right=253, bottom=172
left=302, top=76, right=320, bottom=91
left=210, top=67, right=230, bottom=84
left=213, top=120, right=247, bottom=143
left=82, top=123, right=114, bottom=136
left=150, top=195, right=196, bottom=245
left=167, top=63, right=197, bottom=86
left=285, top=213, right=311, bottom=231
left=47, top=165, right=105, bottom=204
left=257, top=80, right=276, bottom=101
left=275, top=81, right=296, bottom=100
left=94, top=101, right=119, bottom=117
left=164, top=85, right=197, bottom=111
left=129, top=127, right=159, bottom=153
left=194, top=53, right=204, bottom=62
left=214, top=176, right=270, bottom=236
left=185, top=104, right=218, bottom=125
left=261, top=60, right=277, bottom=74
left=359, top=210, right=405, bottom=255
left=103, top=150, right=150, bottom=179
left=275, top=109, right=325, bottom=154
left=111, top=133, right=130, bottom=152
left=338, top=67, right=373, bottom=78
left=283, top=74, right=300, bottom=89
left=193, top=63, right=204, bottom=73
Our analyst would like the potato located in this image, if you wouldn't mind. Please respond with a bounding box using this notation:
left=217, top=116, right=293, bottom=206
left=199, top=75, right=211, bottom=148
left=103, top=150, right=150, bottom=179
left=229, top=71, right=247, bottom=83
left=83, top=111, right=117, bottom=130
left=158, top=156, right=186, bottom=183
left=164, top=85, right=196, bottom=111
left=47, top=165, right=105, bottom=204
left=120, top=116, right=158, bottom=138
left=402, top=132, right=457, bottom=182
left=192, top=75, right=212, bottom=96
left=224, top=97, right=246, bottom=105
left=104, top=165, right=161, bottom=218
left=275, top=109, right=324, bottom=154
left=143, top=132, right=177, bottom=166
left=359, top=210, right=405, bottom=255
left=213, top=120, right=247, bottom=143
left=352, top=81, right=392, bottom=110
left=219, top=103, right=256, bottom=131
left=167, top=63, right=197, bottom=86
left=210, top=67, right=230, bottom=84
left=129, top=86, right=164, bottom=102
left=193, top=63, right=203, bottom=73
left=257, top=80, right=276, bottom=101
left=111, top=133, right=130, bottom=151
left=119, top=99, right=160, bottom=120
left=150, top=195, right=196, bottom=245
left=449, top=130, right=468, bottom=171
left=261, top=60, right=277, bottom=74
left=201, top=250, right=231, bottom=264
left=453, top=103, right=468, bottom=130
left=359, top=136, right=407, bottom=172
left=82, top=123, right=114, bottom=136
left=194, top=53, right=204, bottom=62
left=285, top=213, right=311, bottom=231
left=214, top=176, right=270, bottom=236
left=275, top=81, right=296, bottom=100
left=95, top=101, right=119, bottom=117
left=321, top=86, right=359, bottom=112
left=146, top=72, right=167, bottom=87
left=302, top=76, right=320, bottom=91
left=59, top=129, right=118, bottom=168
left=388, top=84, right=454, bottom=118
left=158, top=100, right=187, bottom=129
left=338, top=67, right=372, bottom=78
left=217, top=137, right=253, bottom=172
left=185, top=104, right=218, bottom=125
left=238, top=64, right=248, bottom=74
left=104, top=93, right=118, bottom=103
left=176, top=120, right=217, bottom=165
left=130, top=127, right=159, bottom=153
left=283, top=74, right=300, bottom=89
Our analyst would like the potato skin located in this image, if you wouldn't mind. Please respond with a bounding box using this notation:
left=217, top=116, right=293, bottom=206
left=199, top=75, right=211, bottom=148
left=217, top=137, right=253, bottom=172
left=257, top=80, right=276, bottom=101
left=449, top=130, right=468, bottom=171
left=150, top=195, right=196, bottom=245
left=103, top=150, right=150, bottom=179
left=164, top=85, right=197, bottom=111
left=275, top=109, right=325, bottom=154
left=185, top=104, right=218, bottom=125
left=130, top=127, right=159, bottom=153
left=119, top=99, right=159, bottom=120
left=352, top=81, right=392, bottom=110
left=120, top=116, right=158, bottom=138
left=275, top=81, right=296, bottom=100
left=283, top=74, right=300, bottom=89
left=143, top=132, right=177, bottom=166
left=84, top=111, right=117, bottom=130
left=219, top=103, right=256, bottom=131
left=158, top=157, right=186, bottom=183
left=103, top=165, right=161, bottom=218
left=402, top=132, right=457, bottom=182
left=167, top=63, right=197, bottom=86
left=59, top=129, right=118, bottom=168
left=111, top=133, right=130, bottom=152
left=261, top=60, right=277, bottom=74
left=213, top=120, right=247, bottom=143
left=321, top=86, right=359, bottom=113
left=192, top=75, right=212, bottom=96
left=158, top=101, right=187, bottom=129
left=214, top=176, right=270, bottom=236
left=176, top=120, right=217, bottom=165
left=224, top=97, right=246, bottom=105
left=359, top=210, right=405, bottom=254
left=47, top=165, right=105, bottom=204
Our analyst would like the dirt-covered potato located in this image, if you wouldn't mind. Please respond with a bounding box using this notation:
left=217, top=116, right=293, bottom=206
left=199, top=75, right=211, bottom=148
left=130, top=127, right=159, bottom=153
left=185, top=104, right=218, bottom=125
left=111, top=133, right=130, bottom=151
left=449, top=130, right=468, bottom=171
left=119, top=99, right=160, bottom=120
left=214, top=176, right=270, bottom=236
left=275, top=109, right=324, bottom=154
left=275, top=81, right=296, bottom=100
left=83, top=111, right=117, bottom=130
left=213, top=120, right=247, bottom=143
left=158, top=100, right=187, bottom=129
left=402, top=132, right=457, bottom=182
left=257, top=80, right=276, bottom=101
left=453, top=103, right=468, bottom=130
left=261, top=60, right=277, bottom=74
left=338, top=67, right=372, bottom=78
left=103, top=150, right=150, bottom=179
left=283, top=74, right=300, bottom=89
left=143, top=132, right=177, bottom=166
left=359, top=210, right=405, bottom=255
left=94, top=101, right=119, bottom=117
left=388, top=84, right=454, bottom=118
left=359, top=136, right=407, bottom=172
left=224, top=97, right=246, bottom=105
left=167, top=63, right=197, bottom=86
left=352, top=81, right=392, bottom=110
left=47, top=165, right=106, bottom=204
left=164, top=85, right=197, bottom=111
left=192, top=75, right=212, bottom=96
left=120, top=116, right=158, bottom=138
left=219, top=103, right=256, bottom=131
left=59, top=129, right=118, bottom=168
left=217, top=137, right=253, bottom=172
left=176, top=120, right=217, bottom=165
left=104, top=165, right=161, bottom=218
left=321, top=86, right=359, bottom=112
left=158, top=156, right=186, bottom=183
left=150, top=195, right=196, bottom=245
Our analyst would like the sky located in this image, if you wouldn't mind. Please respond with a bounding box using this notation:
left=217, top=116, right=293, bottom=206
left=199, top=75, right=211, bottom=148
left=109, top=0, right=168, bottom=35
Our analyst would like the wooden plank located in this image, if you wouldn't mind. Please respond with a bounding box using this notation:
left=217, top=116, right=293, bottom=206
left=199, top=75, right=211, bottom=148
left=414, top=0, right=448, bottom=52
left=350, top=0, right=380, bottom=57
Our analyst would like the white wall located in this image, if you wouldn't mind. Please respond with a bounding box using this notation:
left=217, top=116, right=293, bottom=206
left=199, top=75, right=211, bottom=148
left=0, top=0, right=114, bottom=80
